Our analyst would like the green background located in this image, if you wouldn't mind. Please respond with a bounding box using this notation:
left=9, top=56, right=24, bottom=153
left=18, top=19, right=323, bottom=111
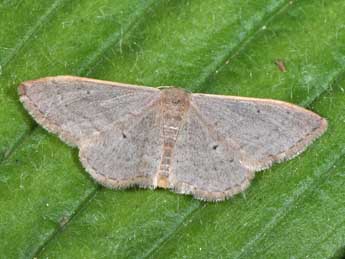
left=1, top=0, right=345, bottom=258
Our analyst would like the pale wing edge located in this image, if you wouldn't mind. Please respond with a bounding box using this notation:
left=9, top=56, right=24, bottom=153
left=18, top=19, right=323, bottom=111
left=171, top=177, right=253, bottom=202
left=81, top=170, right=253, bottom=201
left=19, top=75, right=160, bottom=93
left=193, top=92, right=327, bottom=121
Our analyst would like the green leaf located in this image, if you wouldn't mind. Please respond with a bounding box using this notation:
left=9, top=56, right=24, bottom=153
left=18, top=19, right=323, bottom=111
left=1, top=0, right=345, bottom=258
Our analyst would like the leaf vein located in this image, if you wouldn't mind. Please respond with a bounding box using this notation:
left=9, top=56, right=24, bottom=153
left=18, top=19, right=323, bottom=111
left=140, top=202, right=203, bottom=259
left=76, top=0, right=159, bottom=76
left=32, top=185, right=101, bottom=258
left=0, top=0, right=66, bottom=69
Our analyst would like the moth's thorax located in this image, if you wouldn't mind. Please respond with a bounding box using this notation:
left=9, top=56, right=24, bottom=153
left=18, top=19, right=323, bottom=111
left=160, top=87, right=190, bottom=116
left=160, top=88, right=190, bottom=135
left=156, top=88, right=191, bottom=188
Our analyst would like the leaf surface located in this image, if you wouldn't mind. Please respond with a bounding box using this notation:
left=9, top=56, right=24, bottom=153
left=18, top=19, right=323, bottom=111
left=0, top=0, right=345, bottom=258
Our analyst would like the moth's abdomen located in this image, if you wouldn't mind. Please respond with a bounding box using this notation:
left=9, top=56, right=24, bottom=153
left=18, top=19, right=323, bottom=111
left=156, top=88, right=190, bottom=188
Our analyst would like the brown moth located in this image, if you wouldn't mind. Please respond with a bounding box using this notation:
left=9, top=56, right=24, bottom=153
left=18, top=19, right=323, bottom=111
left=19, top=76, right=327, bottom=201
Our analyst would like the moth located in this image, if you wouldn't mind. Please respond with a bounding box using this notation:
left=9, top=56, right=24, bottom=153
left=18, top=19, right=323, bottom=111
left=19, top=76, right=327, bottom=201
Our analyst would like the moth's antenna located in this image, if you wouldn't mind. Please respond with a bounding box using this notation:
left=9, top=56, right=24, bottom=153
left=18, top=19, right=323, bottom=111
left=158, top=86, right=192, bottom=93
left=157, top=86, right=174, bottom=90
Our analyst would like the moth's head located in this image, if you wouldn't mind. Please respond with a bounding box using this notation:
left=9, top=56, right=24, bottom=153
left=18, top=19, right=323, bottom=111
left=160, top=87, right=190, bottom=111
